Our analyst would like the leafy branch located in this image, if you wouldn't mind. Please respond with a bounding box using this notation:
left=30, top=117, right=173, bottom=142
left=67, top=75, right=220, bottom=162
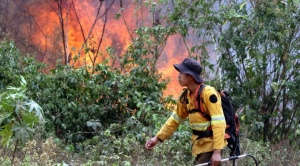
left=0, top=76, right=44, bottom=164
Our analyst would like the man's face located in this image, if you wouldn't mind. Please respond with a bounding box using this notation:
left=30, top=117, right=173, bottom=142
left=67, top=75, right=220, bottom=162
left=177, top=73, right=193, bottom=86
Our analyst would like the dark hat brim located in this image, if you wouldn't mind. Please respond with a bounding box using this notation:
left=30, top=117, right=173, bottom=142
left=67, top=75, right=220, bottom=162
left=174, top=63, right=204, bottom=83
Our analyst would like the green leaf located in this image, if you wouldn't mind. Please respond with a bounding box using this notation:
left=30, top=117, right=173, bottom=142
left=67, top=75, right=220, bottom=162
left=22, top=112, right=39, bottom=127
left=115, top=13, right=121, bottom=20
left=239, top=2, right=247, bottom=10
left=86, top=119, right=102, bottom=131
left=25, top=100, right=44, bottom=123
left=241, top=115, right=246, bottom=121
left=0, top=99, right=15, bottom=112
left=20, top=75, right=27, bottom=87
left=122, top=161, right=131, bottom=166
left=0, top=112, right=13, bottom=124
left=15, top=100, right=25, bottom=115
left=0, top=124, right=13, bottom=146
left=137, top=111, right=142, bottom=118
left=152, top=114, right=158, bottom=121
left=12, top=122, right=34, bottom=143
left=65, top=144, right=75, bottom=152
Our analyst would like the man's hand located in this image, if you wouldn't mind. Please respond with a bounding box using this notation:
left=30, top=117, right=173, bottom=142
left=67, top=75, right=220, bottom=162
left=145, top=136, right=160, bottom=150
left=210, top=149, right=221, bottom=166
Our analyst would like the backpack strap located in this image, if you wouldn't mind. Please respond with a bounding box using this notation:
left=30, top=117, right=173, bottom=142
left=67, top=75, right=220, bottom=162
left=179, top=88, right=189, bottom=106
left=196, top=84, right=211, bottom=120
left=191, top=84, right=217, bottom=142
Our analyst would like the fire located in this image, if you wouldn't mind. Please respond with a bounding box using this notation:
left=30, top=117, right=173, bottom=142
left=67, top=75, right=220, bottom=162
left=158, top=35, right=190, bottom=97
left=11, top=0, right=190, bottom=98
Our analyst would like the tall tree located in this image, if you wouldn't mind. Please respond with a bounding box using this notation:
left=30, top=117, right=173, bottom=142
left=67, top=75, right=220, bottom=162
left=218, top=1, right=300, bottom=142
left=162, top=0, right=300, bottom=143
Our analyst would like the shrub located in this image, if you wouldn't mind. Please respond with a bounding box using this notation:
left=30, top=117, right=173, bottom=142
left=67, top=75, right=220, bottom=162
left=0, top=76, right=44, bottom=165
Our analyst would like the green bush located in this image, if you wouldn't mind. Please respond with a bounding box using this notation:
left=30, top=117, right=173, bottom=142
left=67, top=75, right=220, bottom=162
left=0, top=41, right=46, bottom=90
left=0, top=40, right=174, bottom=145
left=27, top=63, right=172, bottom=144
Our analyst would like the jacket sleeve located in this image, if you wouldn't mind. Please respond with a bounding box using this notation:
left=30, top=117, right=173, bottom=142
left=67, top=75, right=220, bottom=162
left=156, top=91, right=189, bottom=141
left=202, top=87, right=226, bottom=150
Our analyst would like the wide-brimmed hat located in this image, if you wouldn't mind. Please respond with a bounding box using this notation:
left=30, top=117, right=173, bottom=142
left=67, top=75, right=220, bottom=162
left=173, top=58, right=204, bottom=83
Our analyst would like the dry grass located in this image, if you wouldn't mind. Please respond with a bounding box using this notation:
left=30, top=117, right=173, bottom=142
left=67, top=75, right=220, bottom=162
left=0, top=135, right=299, bottom=166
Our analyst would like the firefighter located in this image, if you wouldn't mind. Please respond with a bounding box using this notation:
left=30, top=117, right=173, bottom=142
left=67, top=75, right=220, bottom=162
left=145, top=58, right=227, bottom=166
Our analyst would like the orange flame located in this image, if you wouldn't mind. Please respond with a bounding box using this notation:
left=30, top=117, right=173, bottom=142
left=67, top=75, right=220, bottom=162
left=22, top=1, right=190, bottom=97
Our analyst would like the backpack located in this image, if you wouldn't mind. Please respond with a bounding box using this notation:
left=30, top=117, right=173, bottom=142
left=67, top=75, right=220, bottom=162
left=184, top=84, right=241, bottom=157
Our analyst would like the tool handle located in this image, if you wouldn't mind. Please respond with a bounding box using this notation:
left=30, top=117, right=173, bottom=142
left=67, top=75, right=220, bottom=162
left=195, top=154, right=252, bottom=166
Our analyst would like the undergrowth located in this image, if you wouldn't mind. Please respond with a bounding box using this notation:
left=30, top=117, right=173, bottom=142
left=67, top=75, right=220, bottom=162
left=0, top=128, right=300, bottom=166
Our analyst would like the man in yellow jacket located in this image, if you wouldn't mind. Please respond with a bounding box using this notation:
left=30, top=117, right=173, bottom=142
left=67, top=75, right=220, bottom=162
left=145, top=58, right=227, bottom=166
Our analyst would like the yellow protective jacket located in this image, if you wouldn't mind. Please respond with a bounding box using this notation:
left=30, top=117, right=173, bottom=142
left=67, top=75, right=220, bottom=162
left=156, top=84, right=227, bottom=156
